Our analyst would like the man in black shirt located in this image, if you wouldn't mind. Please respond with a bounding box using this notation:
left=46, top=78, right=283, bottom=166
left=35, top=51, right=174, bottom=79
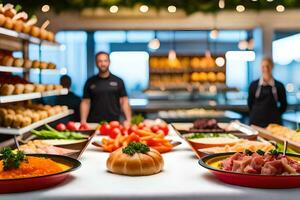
left=248, top=57, right=287, bottom=127
left=80, top=51, right=132, bottom=125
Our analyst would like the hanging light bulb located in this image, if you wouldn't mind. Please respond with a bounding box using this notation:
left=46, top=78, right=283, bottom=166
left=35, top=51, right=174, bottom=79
left=215, top=57, right=225, bottom=67
left=210, top=29, right=219, bottom=39
left=109, top=5, right=119, bottom=13
left=276, top=5, right=285, bottom=12
left=148, top=38, right=160, bottom=50
left=168, top=49, right=177, bottom=60
left=238, top=40, right=248, bottom=50
left=139, top=5, right=149, bottom=13
left=168, top=5, right=176, bottom=13
left=205, top=49, right=212, bottom=58
left=218, top=0, right=225, bottom=9
left=41, top=4, right=50, bottom=12
left=236, top=5, right=245, bottom=12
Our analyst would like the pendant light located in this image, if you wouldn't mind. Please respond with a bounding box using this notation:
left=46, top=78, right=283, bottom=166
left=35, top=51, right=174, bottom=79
left=148, top=31, right=160, bottom=51
left=168, top=31, right=177, bottom=61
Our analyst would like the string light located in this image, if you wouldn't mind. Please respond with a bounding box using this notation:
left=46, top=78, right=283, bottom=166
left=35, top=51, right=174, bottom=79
left=276, top=5, right=285, bottom=12
left=168, top=5, right=176, bottom=13
left=251, top=0, right=258, bottom=1
left=218, top=0, right=225, bottom=9
left=109, top=5, right=119, bottom=13
left=41, top=4, right=50, bottom=13
left=267, top=0, right=274, bottom=2
left=236, top=5, right=245, bottom=12
left=139, top=5, right=149, bottom=13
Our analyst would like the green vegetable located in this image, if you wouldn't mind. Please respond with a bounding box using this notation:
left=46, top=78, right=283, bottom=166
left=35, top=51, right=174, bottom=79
left=15, top=4, right=22, bottom=12
left=245, top=149, right=253, bottom=155
left=256, top=149, right=265, bottom=155
left=1, top=148, right=26, bottom=171
left=275, top=143, right=299, bottom=155
left=131, top=114, right=144, bottom=125
left=122, top=142, right=150, bottom=156
left=270, top=149, right=279, bottom=156
left=186, top=133, right=237, bottom=139
left=31, top=124, right=88, bottom=140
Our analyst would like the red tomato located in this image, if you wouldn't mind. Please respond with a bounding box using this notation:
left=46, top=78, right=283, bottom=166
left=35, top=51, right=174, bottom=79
left=128, top=125, right=138, bottom=134
left=138, top=122, right=145, bottom=129
left=110, top=128, right=121, bottom=139
left=79, top=123, right=90, bottom=130
left=156, top=129, right=165, bottom=135
left=151, top=125, right=160, bottom=133
left=159, top=124, right=169, bottom=135
left=56, top=123, right=66, bottom=131
left=109, top=121, right=120, bottom=128
left=100, top=124, right=111, bottom=135
left=66, top=121, right=77, bottom=131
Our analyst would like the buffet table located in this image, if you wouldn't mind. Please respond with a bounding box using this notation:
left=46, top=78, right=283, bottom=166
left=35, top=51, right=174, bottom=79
left=0, top=128, right=298, bottom=200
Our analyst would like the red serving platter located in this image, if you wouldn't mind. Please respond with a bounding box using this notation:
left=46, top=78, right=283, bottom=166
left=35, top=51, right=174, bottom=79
left=199, top=152, right=300, bottom=188
left=0, top=154, right=81, bottom=193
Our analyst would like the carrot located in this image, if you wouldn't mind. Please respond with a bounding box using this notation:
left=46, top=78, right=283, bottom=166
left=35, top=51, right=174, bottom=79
left=151, top=145, right=172, bottom=153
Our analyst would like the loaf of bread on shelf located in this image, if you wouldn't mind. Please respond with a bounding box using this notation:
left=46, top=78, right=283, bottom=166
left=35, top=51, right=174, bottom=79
left=30, top=26, right=40, bottom=37
left=2, top=4, right=17, bottom=18
left=47, top=62, right=56, bottom=69
left=23, top=59, right=32, bottom=69
left=24, top=83, right=35, bottom=93
left=45, top=84, right=54, bottom=91
left=1, top=55, right=14, bottom=66
left=32, top=60, right=40, bottom=68
left=53, top=84, right=63, bottom=90
left=13, top=83, right=25, bottom=94
left=40, top=28, right=48, bottom=40
left=0, top=84, right=15, bottom=95
left=40, top=61, right=48, bottom=69
left=0, top=14, right=5, bottom=26
left=47, top=31, right=55, bottom=42
left=3, top=17, right=13, bottom=29
left=34, top=84, right=46, bottom=93
left=13, top=58, right=24, bottom=67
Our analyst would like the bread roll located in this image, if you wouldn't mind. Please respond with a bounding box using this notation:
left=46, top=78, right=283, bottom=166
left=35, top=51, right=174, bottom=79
left=54, top=85, right=63, bottom=90
left=3, top=114, right=15, bottom=127
left=0, top=14, right=6, bottom=26
left=32, top=60, right=40, bottom=68
left=3, top=17, right=13, bottom=29
left=45, top=84, right=54, bottom=91
left=24, top=84, right=34, bottom=93
left=13, top=20, right=24, bottom=32
left=30, top=26, right=40, bottom=37
left=22, top=24, right=31, bottom=34
left=40, top=29, right=48, bottom=40
left=47, top=31, right=55, bottom=42
left=107, top=146, right=164, bottom=176
left=47, top=62, right=56, bottom=69
left=13, top=58, right=24, bottom=67
left=23, top=59, right=32, bottom=69
left=13, top=83, right=25, bottom=94
left=2, top=55, right=14, bottom=66
left=0, top=84, right=14, bottom=95
left=34, top=84, right=45, bottom=93
left=40, top=61, right=47, bottom=69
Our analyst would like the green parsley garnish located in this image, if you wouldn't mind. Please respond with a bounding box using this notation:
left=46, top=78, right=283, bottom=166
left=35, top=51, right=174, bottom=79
left=256, top=149, right=265, bottom=155
left=244, top=149, right=253, bottom=155
left=131, top=114, right=144, bottom=125
left=1, top=147, right=27, bottom=171
left=122, top=142, right=150, bottom=156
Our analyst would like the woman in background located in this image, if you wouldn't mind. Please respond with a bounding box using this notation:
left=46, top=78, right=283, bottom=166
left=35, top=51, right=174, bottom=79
left=248, top=57, right=287, bottom=127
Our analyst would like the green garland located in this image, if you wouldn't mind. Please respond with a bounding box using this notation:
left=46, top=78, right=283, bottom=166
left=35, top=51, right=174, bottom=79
left=2, top=0, right=300, bottom=15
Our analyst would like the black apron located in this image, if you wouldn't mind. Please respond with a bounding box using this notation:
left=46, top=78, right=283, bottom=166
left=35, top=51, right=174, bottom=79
left=249, top=85, right=281, bottom=127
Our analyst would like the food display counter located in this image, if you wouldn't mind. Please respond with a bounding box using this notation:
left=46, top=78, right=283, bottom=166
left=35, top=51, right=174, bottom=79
left=0, top=127, right=299, bottom=200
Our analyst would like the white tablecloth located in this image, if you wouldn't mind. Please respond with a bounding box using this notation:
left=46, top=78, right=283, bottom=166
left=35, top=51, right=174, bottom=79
left=0, top=128, right=298, bottom=200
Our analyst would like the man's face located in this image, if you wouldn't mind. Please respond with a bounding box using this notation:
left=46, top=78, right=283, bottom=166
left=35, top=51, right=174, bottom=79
left=96, top=54, right=110, bottom=73
left=261, top=60, right=273, bottom=77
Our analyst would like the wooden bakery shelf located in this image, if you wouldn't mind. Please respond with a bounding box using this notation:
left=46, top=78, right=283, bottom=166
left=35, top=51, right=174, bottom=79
left=0, top=88, right=68, bottom=103
left=0, top=109, right=74, bottom=135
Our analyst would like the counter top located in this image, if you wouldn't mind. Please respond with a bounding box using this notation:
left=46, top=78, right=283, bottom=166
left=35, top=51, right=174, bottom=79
left=0, top=129, right=298, bottom=200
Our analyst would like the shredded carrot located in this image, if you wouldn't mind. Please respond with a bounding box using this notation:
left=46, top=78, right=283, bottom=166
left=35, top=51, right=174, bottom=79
left=0, top=156, right=64, bottom=179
